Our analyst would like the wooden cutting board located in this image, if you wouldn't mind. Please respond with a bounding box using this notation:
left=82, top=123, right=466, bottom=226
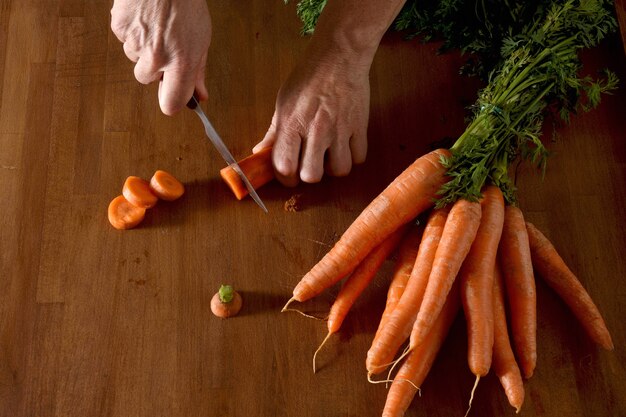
left=0, top=1, right=624, bottom=416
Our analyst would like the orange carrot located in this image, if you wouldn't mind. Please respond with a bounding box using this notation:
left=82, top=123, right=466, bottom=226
left=409, top=199, right=482, bottom=351
left=108, top=195, right=146, bottom=230
left=313, top=226, right=407, bottom=372
left=149, top=170, right=185, bottom=201
left=493, top=261, right=525, bottom=413
left=288, top=149, right=450, bottom=304
left=367, top=207, right=450, bottom=375
left=122, top=176, right=158, bottom=209
left=220, top=146, right=274, bottom=200
left=498, top=206, right=536, bottom=379
left=210, top=285, right=243, bottom=318
left=375, top=224, right=424, bottom=337
left=459, top=186, right=504, bottom=379
left=381, top=281, right=461, bottom=417
left=525, top=222, right=613, bottom=350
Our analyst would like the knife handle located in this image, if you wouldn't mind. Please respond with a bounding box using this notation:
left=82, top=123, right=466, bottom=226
left=186, top=92, right=199, bottom=109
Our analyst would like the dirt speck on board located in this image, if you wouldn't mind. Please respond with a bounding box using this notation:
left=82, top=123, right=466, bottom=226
left=284, top=194, right=303, bottom=212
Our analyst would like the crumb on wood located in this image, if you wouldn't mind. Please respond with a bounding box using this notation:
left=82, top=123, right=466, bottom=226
left=284, top=194, right=303, bottom=212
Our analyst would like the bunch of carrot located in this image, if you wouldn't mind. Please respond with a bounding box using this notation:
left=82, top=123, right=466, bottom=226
left=108, top=170, right=185, bottom=229
left=282, top=149, right=613, bottom=416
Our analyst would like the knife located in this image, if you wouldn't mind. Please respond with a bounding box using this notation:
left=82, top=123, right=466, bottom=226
left=187, top=95, right=268, bottom=213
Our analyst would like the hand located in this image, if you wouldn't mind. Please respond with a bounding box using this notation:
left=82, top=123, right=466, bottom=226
left=110, top=0, right=211, bottom=115
left=254, top=54, right=370, bottom=186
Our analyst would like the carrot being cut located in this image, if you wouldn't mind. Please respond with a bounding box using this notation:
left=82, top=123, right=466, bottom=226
left=459, top=186, right=504, bottom=382
left=493, top=261, right=525, bottom=413
left=498, top=206, right=536, bottom=379
left=409, top=199, right=482, bottom=352
left=367, top=207, right=450, bottom=376
left=287, top=149, right=450, bottom=305
left=313, top=226, right=407, bottom=373
left=122, top=176, right=158, bottom=209
left=108, top=195, right=146, bottom=230
left=381, top=281, right=461, bottom=417
left=375, top=224, right=424, bottom=338
left=149, top=170, right=185, bottom=201
left=220, top=146, right=274, bottom=200
left=525, top=222, right=613, bottom=350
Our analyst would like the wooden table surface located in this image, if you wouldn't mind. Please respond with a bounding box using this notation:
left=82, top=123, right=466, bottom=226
left=1, top=1, right=625, bottom=416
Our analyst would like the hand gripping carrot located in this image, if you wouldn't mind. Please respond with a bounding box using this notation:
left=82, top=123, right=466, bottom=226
left=525, top=222, right=613, bottom=350
left=459, top=186, right=504, bottom=385
left=285, top=149, right=450, bottom=305
left=220, top=146, right=274, bottom=200
left=375, top=224, right=424, bottom=338
left=409, top=199, right=482, bottom=351
left=381, top=281, right=461, bottom=417
left=367, top=207, right=450, bottom=376
left=498, top=206, right=536, bottom=379
left=493, top=262, right=525, bottom=413
left=313, top=226, right=407, bottom=372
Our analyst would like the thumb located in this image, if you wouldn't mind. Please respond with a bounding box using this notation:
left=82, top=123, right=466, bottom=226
left=158, top=69, right=197, bottom=115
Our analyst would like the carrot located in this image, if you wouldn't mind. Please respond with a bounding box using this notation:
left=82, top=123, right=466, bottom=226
left=210, top=285, right=243, bottom=318
left=367, top=207, right=450, bottom=375
left=525, top=222, right=613, bottom=350
left=149, top=170, right=185, bottom=201
left=108, top=195, right=146, bottom=230
left=313, top=226, right=407, bottom=372
left=375, top=224, right=424, bottom=338
left=493, top=261, right=525, bottom=413
left=459, top=186, right=504, bottom=379
left=220, top=146, right=274, bottom=200
left=498, top=206, right=536, bottom=379
left=409, top=199, right=482, bottom=352
left=381, top=281, right=461, bottom=417
left=288, top=149, right=450, bottom=304
left=122, top=176, right=158, bottom=209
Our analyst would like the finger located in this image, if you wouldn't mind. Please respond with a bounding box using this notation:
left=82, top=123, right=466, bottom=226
left=272, top=129, right=302, bottom=187
left=158, top=69, right=197, bottom=116
left=299, top=136, right=329, bottom=183
left=194, top=52, right=209, bottom=101
left=325, top=136, right=353, bottom=177
left=253, top=117, right=278, bottom=154
left=134, top=55, right=163, bottom=85
left=349, top=126, right=368, bottom=164
left=122, top=41, right=140, bottom=63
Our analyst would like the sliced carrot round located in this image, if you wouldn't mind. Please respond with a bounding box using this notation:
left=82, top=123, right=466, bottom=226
left=149, top=170, right=185, bottom=201
left=122, top=176, right=158, bottom=208
left=108, top=195, right=146, bottom=230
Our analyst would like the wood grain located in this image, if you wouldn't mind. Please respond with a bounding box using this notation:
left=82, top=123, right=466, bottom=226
left=0, top=1, right=625, bottom=417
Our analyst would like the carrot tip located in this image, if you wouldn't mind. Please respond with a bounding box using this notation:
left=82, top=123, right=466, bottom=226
left=281, top=297, right=296, bottom=313
left=281, top=298, right=327, bottom=320
left=313, top=331, right=333, bottom=374
left=464, top=375, right=480, bottom=417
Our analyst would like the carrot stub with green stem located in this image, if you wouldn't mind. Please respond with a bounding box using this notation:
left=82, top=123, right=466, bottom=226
left=459, top=185, right=504, bottom=407
left=285, top=149, right=450, bottom=309
left=525, top=222, right=613, bottom=350
left=313, top=226, right=407, bottom=373
left=498, top=206, right=536, bottom=379
left=367, top=207, right=450, bottom=376
left=220, top=146, right=274, bottom=200
left=493, top=261, right=525, bottom=413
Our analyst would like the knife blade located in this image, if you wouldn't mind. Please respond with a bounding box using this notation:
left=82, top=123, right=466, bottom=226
left=187, top=95, right=268, bottom=213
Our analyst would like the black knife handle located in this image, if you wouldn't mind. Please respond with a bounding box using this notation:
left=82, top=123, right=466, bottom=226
left=186, top=92, right=199, bottom=109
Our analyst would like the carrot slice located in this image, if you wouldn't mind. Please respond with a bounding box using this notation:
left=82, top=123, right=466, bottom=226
left=149, top=170, right=185, bottom=201
left=220, top=146, right=274, bottom=200
left=122, top=176, right=158, bottom=209
left=108, top=195, right=146, bottom=230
